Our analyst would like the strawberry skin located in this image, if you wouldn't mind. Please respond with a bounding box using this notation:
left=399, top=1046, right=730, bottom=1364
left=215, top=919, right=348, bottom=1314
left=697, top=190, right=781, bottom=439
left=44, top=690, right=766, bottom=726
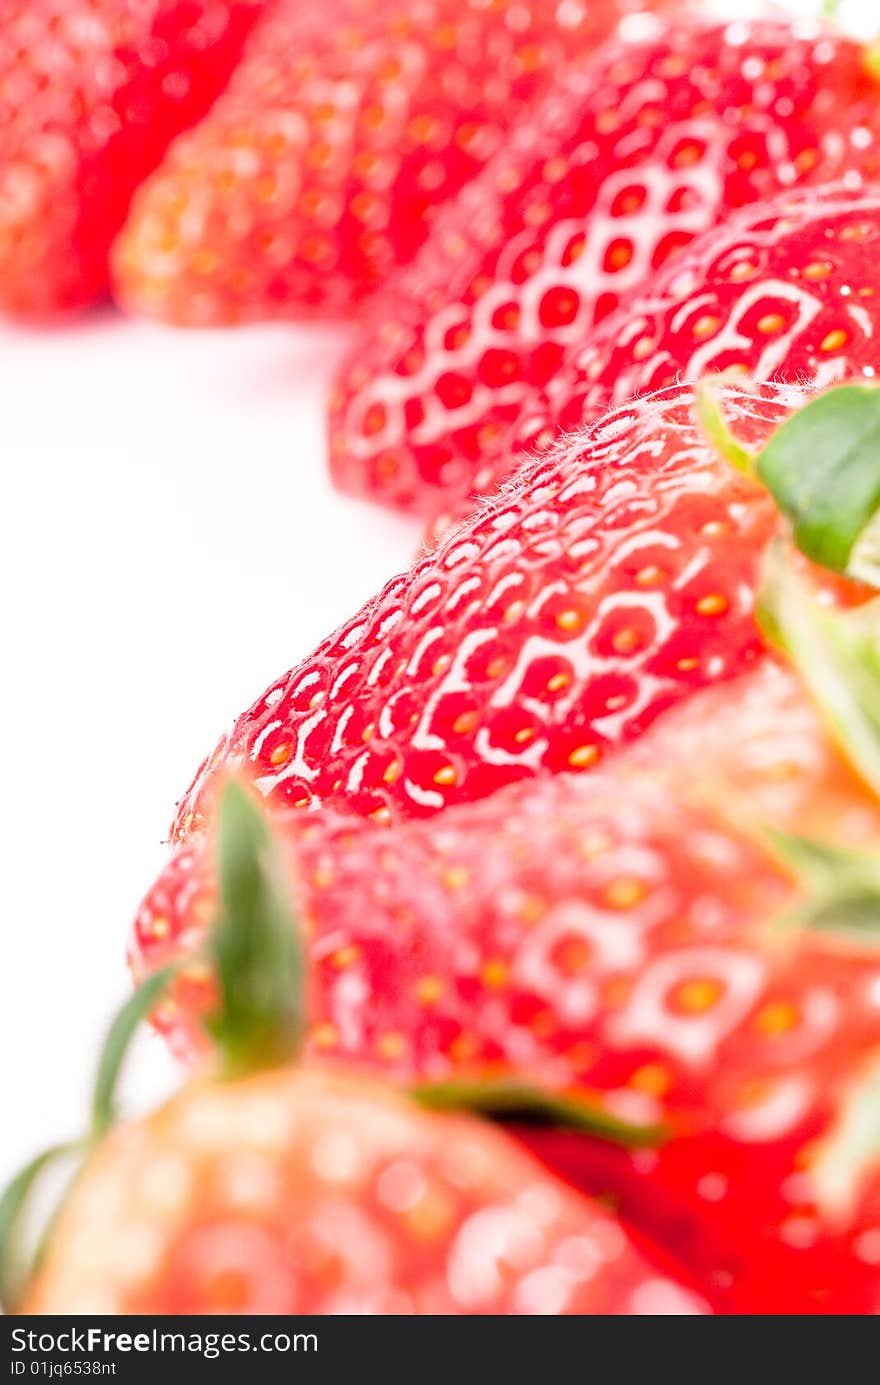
left=0, top=1, right=264, bottom=317
left=327, top=15, right=880, bottom=513
left=133, top=659, right=880, bottom=1312
left=172, top=380, right=822, bottom=839
left=433, top=184, right=880, bottom=537
left=22, top=1068, right=707, bottom=1315
left=111, top=0, right=651, bottom=324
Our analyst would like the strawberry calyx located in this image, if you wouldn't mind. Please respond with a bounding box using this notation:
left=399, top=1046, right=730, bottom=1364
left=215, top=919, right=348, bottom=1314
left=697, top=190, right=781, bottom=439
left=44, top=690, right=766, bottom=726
left=753, top=546, right=880, bottom=942
left=204, top=779, right=306, bottom=1077
left=413, top=1079, right=663, bottom=1148
left=0, top=963, right=177, bottom=1313
left=698, top=381, right=880, bottom=587
left=0, top=783, right=661, bottom=1311
left=758, top=545, right=880, bottom=799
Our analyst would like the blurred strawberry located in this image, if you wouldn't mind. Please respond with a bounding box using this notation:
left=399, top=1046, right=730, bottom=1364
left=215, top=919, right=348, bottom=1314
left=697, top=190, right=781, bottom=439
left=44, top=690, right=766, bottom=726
left=431, top=184, right=880, bottom=539
left=171, top=379, right=879, bottom=840
left=327, top=14, right=880, bottom=513
left=131, top=569, right=880, bottom=1312
left=0, top=0, right=264, bottom=317
left=111, top=0, right=655, bottom=324
left=9, top=785, right=706, bottom=1317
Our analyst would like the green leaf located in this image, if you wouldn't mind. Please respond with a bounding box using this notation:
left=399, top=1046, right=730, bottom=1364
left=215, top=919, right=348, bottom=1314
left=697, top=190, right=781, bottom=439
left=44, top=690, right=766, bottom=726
left=753, top=384, right=880, bottom=586
left=206, top=780, right=305, bottom=1077
left=758, top=545, right=880, bottom=800
left=0, top=1143, right=80, bottom=1313
left=91, top=964, right=179, bottom=1142
left=412, top=1078, right=664, bottom=1148
left=809, top=1059, right=880, bottom=1220
left=768, top=829, right=880, bottom=942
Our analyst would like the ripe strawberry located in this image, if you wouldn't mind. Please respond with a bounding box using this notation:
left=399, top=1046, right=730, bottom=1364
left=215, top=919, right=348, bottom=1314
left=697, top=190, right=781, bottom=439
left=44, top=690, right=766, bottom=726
left=431, top=183, right=880, bottom=540
left=111, top=0, right=653, bottom=324
left=131, top=581, right=880, bottom=1312
left=173, top=379, right=873, bottom=842
left=0, top=0, right=264, bottom=317
left=9, top=787, right=706, bottom=1317
left=327, top=15, right=880, bottom=514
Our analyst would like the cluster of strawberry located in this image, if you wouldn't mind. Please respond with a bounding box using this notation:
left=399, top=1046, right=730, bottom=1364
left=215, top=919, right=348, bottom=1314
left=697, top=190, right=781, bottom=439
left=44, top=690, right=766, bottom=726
left=7, top=0, right=880, bottom=1319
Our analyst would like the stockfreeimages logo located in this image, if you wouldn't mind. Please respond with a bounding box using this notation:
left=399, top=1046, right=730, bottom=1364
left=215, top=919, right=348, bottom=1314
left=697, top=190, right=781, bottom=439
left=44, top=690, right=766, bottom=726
left=10, top=1327, right=317, bottom=1363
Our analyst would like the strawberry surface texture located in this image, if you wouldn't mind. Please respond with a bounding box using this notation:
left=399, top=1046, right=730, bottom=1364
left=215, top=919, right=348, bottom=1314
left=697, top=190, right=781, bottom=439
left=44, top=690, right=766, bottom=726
left=172, top=380, right=830, bottom=838
left=132, top=656, right=880, bottom=1313
left=0, top=0, right=264, bottom=316
left=327, top=13, right=880, bottom=513
left=112, top=0, right=656, bottom=322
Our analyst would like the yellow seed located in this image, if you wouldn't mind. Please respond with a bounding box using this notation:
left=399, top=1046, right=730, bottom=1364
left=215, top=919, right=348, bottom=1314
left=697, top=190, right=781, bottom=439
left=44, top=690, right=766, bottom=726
left=331, top=945, right=361, bottom=971
left=514, top=726, right=535, bottom=744
left=820, top=328, right=848, bottom=352
left=675, top=978, right=723, bottom=1014
left=433, top=765, right=457, bottom=787
left=604, top=878, right=647, bottom=910
left=480, top=959, right=509, bottom=990
left=382, top=761, right=401, bottom=784
left=443, top=865, right=470, bottom=891
left=692, top=314, right=720, bottom=340
left=696, top=593, right=729, bottom=617
left=612, top=626, right=641, bottom=653
left=568, top=744, right=600, bottom=769
left=757, top=312, right=786, bottom=335
left=518, top=895, right=546, bottom=924
left=802, top=260, right=832, bottom=281
left=449, top=1032, right=481, bottom=1063
left=630, top=1063, right=672, bottom=1096
left=269, top=744, right=291, bottom=766
left=312, top=1023, right=339, bottom=1050
left=453, top=710, right=479, bottom=735
left=635, top=565, right=666, bottom=587
left=414, top=976, right=446, bottom=1006
left=556, top=608, right=584, bottom=632
left=149, top=915, right=170, bottom=940
left=547, top=671, right=570, bottom=693
left=377, top=1032, right=406, bottom=1060
left=754, top=1000, right=800, bottom=1036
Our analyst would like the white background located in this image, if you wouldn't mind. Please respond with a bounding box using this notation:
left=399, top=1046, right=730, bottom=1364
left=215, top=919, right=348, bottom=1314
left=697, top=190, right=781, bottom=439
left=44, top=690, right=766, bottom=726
left=0, top=0, right=870, bottom=1185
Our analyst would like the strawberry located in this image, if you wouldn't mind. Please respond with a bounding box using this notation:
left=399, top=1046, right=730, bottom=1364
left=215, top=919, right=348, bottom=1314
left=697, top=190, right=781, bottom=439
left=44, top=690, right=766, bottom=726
left=326, top=14, right=880, bottom=514
left=111, top=0, right=652, bottom=324
left=172, top=379, right=875, bottom=841
left=130, top=571, right=880, bottom=1312
left=6, top=786, right=706, bottom=1317
left=431, top=183, right=880, bottom=541
left=0, top=0, right=264, bottom=317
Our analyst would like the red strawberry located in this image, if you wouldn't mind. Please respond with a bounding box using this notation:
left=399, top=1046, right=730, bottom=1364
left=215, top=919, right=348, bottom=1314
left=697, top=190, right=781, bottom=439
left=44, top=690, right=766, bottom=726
left=111, top=0, right=652, bottom=324
left=13, top=787, right=706, bottom=1317
left=131, top=604, right=880, bottom=1311
left=0, top=0, right=264, bottom=317
left=431, top=183, right=880, bottom=539
left=26, top=1068, right=710, bottom=1315
left=173, top=379, right=867, bottom=841
left=327, top=14, right=880, bottom=514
